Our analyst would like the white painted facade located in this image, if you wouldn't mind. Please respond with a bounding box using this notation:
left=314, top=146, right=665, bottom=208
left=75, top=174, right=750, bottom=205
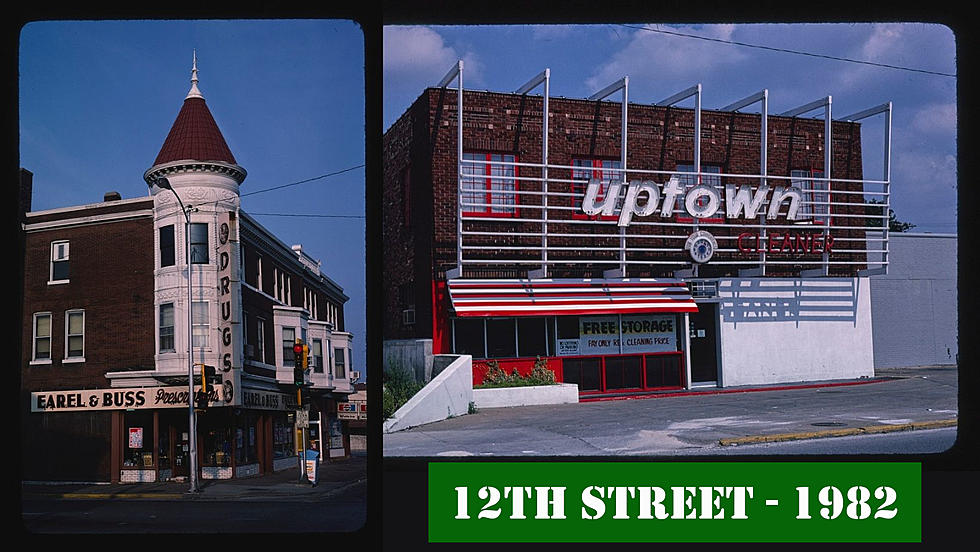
left=714, top=277, right=875, bottom=387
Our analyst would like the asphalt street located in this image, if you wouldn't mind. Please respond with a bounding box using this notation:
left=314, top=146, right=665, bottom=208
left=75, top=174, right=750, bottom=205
left=383, top=365, right=961, bottom=457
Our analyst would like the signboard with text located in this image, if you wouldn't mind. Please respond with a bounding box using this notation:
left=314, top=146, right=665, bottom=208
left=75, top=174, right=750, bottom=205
left=559, top=314, right=677, bottom=356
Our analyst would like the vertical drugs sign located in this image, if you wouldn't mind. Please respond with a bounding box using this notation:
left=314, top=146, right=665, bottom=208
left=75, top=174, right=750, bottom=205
left=217, top=210, right=243, bottom=406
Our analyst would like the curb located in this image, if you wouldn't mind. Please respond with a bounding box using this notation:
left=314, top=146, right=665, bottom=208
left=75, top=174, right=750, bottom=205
left=718, top=418, right=957, bottom=446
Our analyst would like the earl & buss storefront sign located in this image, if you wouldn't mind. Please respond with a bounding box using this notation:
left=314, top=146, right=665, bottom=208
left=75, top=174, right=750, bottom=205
left=31, top=386, right=222, bottom=412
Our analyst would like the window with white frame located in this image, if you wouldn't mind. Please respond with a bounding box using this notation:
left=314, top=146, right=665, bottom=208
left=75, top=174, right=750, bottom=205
left=461, top=152, right=518, bottom=215
left=256, top=318, right=266, bottom=363
left=571, top=158, right=622, bottom=220
left=33, top=312, right=52, bottom=361
left=159, top=303, right=175, bottom=353
left=674, top=164, right=723, bottom=221
left=192, top=301, right=209, bottom=348
left=282, top=327, right=296, bottom=366
left=189, top=223, right=209, bottom=264
left=50, top=241, right=70, bottom=283
left=65, top=310, right=84, bottom=359
left=257, top=255, right=264, bottom=293
left=312, top=339, right=323, bottom=373
left=791, top=169, right=830, bottom=224
left=334, top=347, right=346, bottom=379
left=159, top=225, right=176, bottom=267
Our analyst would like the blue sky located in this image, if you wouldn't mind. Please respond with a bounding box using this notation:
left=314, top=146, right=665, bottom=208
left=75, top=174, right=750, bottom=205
left=383, top=23, right=957, bottom=234
left=19, top=20, right=367, bottom=377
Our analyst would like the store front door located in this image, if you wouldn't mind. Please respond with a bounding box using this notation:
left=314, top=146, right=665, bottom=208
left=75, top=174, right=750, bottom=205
left=174, top=426, right=190, bottom=478
left=689, top=303, right=720, bottom=385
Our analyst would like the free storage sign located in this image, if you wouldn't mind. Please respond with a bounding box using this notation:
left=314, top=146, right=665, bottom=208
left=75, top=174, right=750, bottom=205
left=572, top=314, right=676, bottom=356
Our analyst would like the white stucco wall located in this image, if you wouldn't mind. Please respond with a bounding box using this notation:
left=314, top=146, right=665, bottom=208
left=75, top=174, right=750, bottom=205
left=869, top=233, right=957, bottom=368
left=716, top=277, right=875, bottom=387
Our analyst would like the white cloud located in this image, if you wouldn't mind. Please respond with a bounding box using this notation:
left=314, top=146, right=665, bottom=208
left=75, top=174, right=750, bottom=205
left=910, top=102, right=957, bottom=136
left=384, top=26, right=461, bottom=81
left=585, top=24, right=747, bottom=93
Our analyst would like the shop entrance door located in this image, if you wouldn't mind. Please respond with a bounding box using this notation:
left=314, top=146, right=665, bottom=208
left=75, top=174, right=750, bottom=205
left=174, top=426, right=190, bottom=478
left=689, top=303, right=720, bottom=385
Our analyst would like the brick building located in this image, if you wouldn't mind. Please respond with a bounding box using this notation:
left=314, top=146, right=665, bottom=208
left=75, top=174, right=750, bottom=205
left=21, top=59, right=356, bottom=483
left=384, top=67, right=892, bottom=397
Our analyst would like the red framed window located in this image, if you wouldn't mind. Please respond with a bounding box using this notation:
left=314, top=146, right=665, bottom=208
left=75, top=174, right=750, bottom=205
left=461, top=152, right=519, bottom=216
left=674, top=163, right=723, bottom=223
left=791, top=169, right=830, bottom=225
left=570, top=158, right=622, bottom=220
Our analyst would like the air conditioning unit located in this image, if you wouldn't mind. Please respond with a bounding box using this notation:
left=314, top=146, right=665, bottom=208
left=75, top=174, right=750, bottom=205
left=349, top=371, right=361, bottom=382
left=402, top=308, right=416, bottom=325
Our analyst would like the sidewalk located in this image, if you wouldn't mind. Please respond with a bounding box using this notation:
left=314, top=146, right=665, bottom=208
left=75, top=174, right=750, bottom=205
left=22, top=452, right=366, bottom=502
left=383, top=365, right=959, bottom=456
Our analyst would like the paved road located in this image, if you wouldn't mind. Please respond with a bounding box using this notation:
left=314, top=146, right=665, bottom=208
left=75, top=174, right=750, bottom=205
left=383, top=366, right=960, bottom=457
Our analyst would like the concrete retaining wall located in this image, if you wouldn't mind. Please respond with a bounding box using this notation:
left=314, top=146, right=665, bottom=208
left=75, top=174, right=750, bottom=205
left=473, top=383, right=579, bottom=409
left=383, top=339, right=433, bottom=383
left=383, top=355, right=472, bottom=433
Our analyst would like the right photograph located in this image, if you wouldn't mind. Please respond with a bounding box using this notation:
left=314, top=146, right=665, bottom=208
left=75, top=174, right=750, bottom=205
left=381, top=23, right=957, bottom=457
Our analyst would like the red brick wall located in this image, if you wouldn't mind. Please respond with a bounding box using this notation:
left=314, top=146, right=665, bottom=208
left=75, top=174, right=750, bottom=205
left=22, top=212, right=156, bottom=392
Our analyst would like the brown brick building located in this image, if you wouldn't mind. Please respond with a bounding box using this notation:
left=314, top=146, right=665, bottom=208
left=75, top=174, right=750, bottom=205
left=384, top=79, right=890, bottom=396
left=21, top=60, right=356, bottom=483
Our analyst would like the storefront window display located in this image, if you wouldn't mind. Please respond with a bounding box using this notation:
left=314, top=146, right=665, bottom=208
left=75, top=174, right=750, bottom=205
left=123, top=411, right=155, bottom=468
left=235, top=411, right=258, bottom=465
left=202, top=424, right=232, bottom=467
left=273, top=414, right=294, bottom=459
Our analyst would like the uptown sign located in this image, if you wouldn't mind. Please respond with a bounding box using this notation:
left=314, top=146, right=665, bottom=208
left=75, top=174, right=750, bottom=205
left=582, top=176, right=805, bottom=227
left=581, top=176, right=830, bottom=263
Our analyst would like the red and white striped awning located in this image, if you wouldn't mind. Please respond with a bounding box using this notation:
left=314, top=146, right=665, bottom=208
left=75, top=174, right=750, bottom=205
left=447, top=278, right=699, bottom=317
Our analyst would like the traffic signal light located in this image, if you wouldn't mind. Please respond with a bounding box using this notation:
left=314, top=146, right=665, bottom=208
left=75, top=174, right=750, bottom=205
left=195, top=363, right=215, bottom=410
left=293, top=339, right=306, bottom=386
left=301, top=343, right=310, bottom=371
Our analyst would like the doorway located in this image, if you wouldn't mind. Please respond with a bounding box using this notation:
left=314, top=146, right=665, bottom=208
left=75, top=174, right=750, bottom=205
left=689, top=303, right=720, bottom=385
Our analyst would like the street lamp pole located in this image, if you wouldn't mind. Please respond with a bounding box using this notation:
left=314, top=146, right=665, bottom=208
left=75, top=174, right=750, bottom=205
left=155, top=177, right=200, bottom=493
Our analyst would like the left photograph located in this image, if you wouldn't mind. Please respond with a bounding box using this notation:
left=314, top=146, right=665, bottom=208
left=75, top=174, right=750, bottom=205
left=19, top=20, right=366, bottom=531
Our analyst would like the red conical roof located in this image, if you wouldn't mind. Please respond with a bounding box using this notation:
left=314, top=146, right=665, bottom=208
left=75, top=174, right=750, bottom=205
left=153, top=96, right=237, bottom=166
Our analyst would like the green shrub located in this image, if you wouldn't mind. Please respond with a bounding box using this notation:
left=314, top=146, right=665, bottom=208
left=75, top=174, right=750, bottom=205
left=476, top=357, right=557, bottom=389
left=382, top=367, right=424, bottom=420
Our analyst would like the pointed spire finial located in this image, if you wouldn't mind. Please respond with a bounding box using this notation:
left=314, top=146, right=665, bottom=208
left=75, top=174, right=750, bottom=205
left=186, top=49, right=203, bottom=100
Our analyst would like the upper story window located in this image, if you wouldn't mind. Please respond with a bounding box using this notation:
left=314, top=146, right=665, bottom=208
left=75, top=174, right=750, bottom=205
left=791, top=169, right=830, bottom=225
left=334, top=347, right=346, bottom=379
left=274, top=267, right=290, bottom=304
left=192, top=301, right=209, bottom=348
left=256, top=318, right=267, bottom=363
left=65, top=309, right=85, bottom=360
left=50, top=241, right=70, bottom=283
left=674, top=164, right=723, bottom=223
left=256, top=254, right=264, bottom=292
left=571, top=158, right=622, bottom=220
left=189, top=223, right=209, bottom=264
left=32, top=312, right=52, bottom=362
left=312, top=339, right=323, bottom=373
left=461, top=152, right=518, bottom=216
left=282, top=327, right=296, bottom=367
left=159, top=303, right=175, bottom=353
left=159, top=225, right=175, bottom=267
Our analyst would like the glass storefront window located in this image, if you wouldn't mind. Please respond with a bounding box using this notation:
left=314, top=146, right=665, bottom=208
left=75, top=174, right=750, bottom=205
left=236, top=412, right=258, bottom=465
left=486, top=318, right=516, bottom=358
left=202, top=425, right=232, bottom=467
left=454, top=318, right=485, bottom=358
left=123, top=411, right=155, bottom=468
left=273, top=415, right=294, bottom=459
left=517, top=317, right=547, bottom=357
